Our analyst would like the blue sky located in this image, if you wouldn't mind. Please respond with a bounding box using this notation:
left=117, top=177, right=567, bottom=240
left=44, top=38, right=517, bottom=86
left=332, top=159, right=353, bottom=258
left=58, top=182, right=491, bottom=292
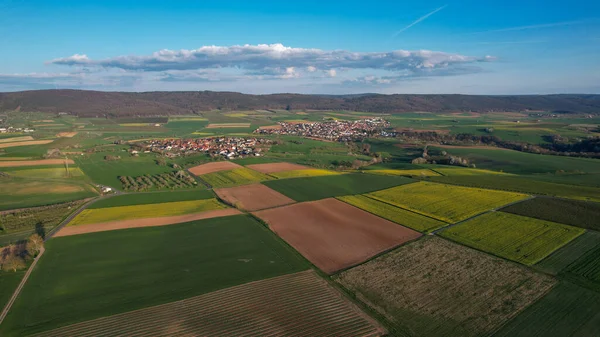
left=1, top=0, right=599, bottom=94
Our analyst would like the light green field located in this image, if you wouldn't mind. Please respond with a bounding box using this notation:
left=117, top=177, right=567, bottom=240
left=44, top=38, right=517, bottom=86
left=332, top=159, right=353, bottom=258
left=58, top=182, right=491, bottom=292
left=441, top=212, right=584, bottom=265
left=200, top=168, right=274, bottom=188
left=432, top=167, right=514, bottom=176
left=364, top=168, right=441, bottom=177
left=7, top=167, right=84, bottom=179
left=368, top=181, right=529, bottom=223
left=68, top=199, right=227, bottom=226
left=269, top=169, right=342, bottom=179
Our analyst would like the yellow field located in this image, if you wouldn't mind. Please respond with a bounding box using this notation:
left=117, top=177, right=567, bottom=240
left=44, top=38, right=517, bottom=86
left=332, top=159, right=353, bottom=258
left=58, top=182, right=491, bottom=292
left=168, top=117, right=208, bottom=121
left=223, top=113, right=248, bottom=117
left=68, top=199, right=227, bottom=226
left=0, top=136, right=34, bottom=143
left=8, top=167, right=85, bottom=179
left=119, top=123, right=156, bottom=127
left=270, top=169, right=342, bottom=179
left=205, top=123, right=251, bottom=128
left=365, top=169, right=440, bottom=177
left=368, top=181, right=529, bottom=223
left=434, top=167, right=514, bottom=176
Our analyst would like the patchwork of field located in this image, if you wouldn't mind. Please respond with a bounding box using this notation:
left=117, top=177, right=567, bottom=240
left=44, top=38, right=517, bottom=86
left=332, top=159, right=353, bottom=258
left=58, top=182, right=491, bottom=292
left=563, top=245, right=600, bottom=291
left=336, top=237, right=555, bottom=337
left=0, top=136, right=34, bottom=143
left=263, top=174, right=414, bottom=202
left=536, top=231, right=600, bottom=275
left=6, top=167, right=84, bottom=179
left=441, top=212, right=584, bottom=265
left=0, top=159, right=74, bottom=167
left=199, top=167, right=274, bottom=188
left=37, top=271, right=385, bottom=337
left=431, top=167, right=513, bottom=176
left=205, top=123, right=251, bottom=128
left=254, top=198, right=421, bottom=274
left=188, top=161, right=242, bottom=176
left=337, top=195, right=447, bottom=233
left=0, top=140, right=54, bottom=149
left=0, top=180, right=98, bottom=211
left=364, top=168, right=440, bottom=177
left=245, top=162, right=309, bottom=173
left=89, top=190, right=215, bottom=209
left=368, top=181, right=529, bottom=223
left=494, top=282, right=600, bottom=337
left=0, top=215, right=309, bottom=336
left=68, top=199, right=227, bottom=226
left=215, top=183, right=295, bottom=211
left=501, top=197, right=600, bottom=231
left=269, top=168, right=342, bottom=179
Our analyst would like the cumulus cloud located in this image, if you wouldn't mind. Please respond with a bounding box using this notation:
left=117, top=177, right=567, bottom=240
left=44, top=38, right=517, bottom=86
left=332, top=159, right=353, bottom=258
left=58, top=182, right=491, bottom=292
left=48, top=43, right=492, bottom=77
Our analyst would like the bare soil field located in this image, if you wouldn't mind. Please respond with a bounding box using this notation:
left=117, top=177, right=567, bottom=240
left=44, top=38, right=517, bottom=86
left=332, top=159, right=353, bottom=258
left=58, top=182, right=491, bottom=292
left=337, top=237, right=556, bottom=337
left=0, top=159, right=74, bottom=167
left=215, top=183, right=295, bottom=211
left=0, top=140, right=53, bottom=149
left=0, top=136, right=34, bottom=144
left=54, top=209, right=242, bottom=237
left=246, top=162, right=310, bottom=174
left=205, top=123, right=251, bottom=128
left=253, top=198, right=421, bottom=274
left=36, top=271, right=385, bottom=337
left=188, top=161, right=242, bottom=176
left=56, top=132, right=78, bottom=138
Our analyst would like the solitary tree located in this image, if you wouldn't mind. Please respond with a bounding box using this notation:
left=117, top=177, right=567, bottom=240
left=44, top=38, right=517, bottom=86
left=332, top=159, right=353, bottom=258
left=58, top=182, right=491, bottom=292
left=27, top=234, right=44, bottom=257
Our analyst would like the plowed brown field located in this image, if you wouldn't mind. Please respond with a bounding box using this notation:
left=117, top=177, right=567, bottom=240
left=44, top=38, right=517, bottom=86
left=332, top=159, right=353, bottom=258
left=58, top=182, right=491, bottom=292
left=57, top=132, right=78, bottom=137
left=188, top=161, right=242, bottom=176
left=254, top=198, right=422, bottom=274
left=215, top=183, right=295, bottom=211
left=35, top=271, right=385, bottom=337
left=246, top=162, right=309, bottom=174
left=0, top=159, right=74, bottom=167
left=0, top=136, right=34, bottom=143
left=0, top=140, right=53, bottom=149
left=54, top=209, right=242, bottom=237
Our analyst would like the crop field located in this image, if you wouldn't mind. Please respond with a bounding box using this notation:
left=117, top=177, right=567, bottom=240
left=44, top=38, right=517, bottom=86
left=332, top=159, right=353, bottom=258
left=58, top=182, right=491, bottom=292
left=68, top=199, right=227, bottom=226
left=89, top=190, right=215, bottom=209
left=0, top=159, right=74, bottom=167
left=37, top=271, right=385, bottom=337
left=368, top=181, right=529, bottom=223
left=563, top=245, right=600, bottom=291
left=337, top=195, right=448, bottom=233
left=119, top=171, right=198, bottom=191
left=6, top=167, right=84, bottom=179
left=363, top=168, right=441, bottom=177
left=336, top=237, right=555, bottom=337
left=187, top=161, right=242, bottom=175
left=0, top=140, right=54, bottom=149
left=441, top=212, right=584, bottom=265
left=535, top=231, right=600, bottom=275
left=263, top=173, right=414, bottom=202
left=0, top=136, right=34, bottom=143
left=0, top=215, right=309, bottom=336
left=269, top=168, right=342, bottom=179
left=199, top=167, right=274, bottom=188
left=0, top=180, right=98, bottom=211
left=245, top=162, right=309, bottom=173
left=501, top=197, right=600, bottom=231
left=0, top=269, right=27, bottom=312
left=254, top=198, right=421, bottom=274
left=431, top=167, right=513, bottom=176
left=494, top=282, right=600, bottom=337
left=205, top=123, right=251, bottom=128
left=215, top=183, right=295, bottom=211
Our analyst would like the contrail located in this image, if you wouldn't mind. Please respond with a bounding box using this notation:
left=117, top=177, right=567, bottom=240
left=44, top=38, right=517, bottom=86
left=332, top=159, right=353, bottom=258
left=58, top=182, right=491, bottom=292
left=467, top=20, right=587, bottom=34
left=392, top=5, right=448, bottom=37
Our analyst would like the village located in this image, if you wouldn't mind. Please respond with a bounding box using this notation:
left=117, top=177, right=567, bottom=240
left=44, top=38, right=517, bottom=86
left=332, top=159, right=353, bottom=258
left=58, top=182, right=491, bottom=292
left=137, top=137, right=274, bottom=159
left=254, top=117, right=393, bottom=141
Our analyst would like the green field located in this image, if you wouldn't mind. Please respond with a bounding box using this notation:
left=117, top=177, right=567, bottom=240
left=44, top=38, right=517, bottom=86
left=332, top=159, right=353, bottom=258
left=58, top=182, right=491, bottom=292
left=5, top=167, right=85, bottom=179
left=69, top=199, right=226, bottom=226
left=199, top=167, right=274, bottom=188
left=441, top=212, right=584, bottom=265
left=263, top=173, right=414, bottom=202
left=563, top=245, right=600, bottom=291
left=494, top=282, right=600, bottom=337
left=431, top=166, right=513, bottom=176
left=501, top=197, right=600, bottom=231
left=89, top=190, right=215, bottom=209
left=0, top=179, right=98, bottom=211
left=535, top=231, right=600, bottom=275
left=0, top=215, right=309, bottom=336
left=362, top=168, right=441, bottom=177
left=368, top=181, right=529, bottom=223
left=268, top=168, right=342, bottom=179
left=337, top=195, right=447, bottom=233
left=0, top=269, right=27, bottom=312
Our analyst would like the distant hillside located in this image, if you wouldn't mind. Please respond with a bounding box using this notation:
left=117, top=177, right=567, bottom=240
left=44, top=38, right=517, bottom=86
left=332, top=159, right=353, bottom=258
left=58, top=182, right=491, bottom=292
left=1, top=90, right=599, bottom=116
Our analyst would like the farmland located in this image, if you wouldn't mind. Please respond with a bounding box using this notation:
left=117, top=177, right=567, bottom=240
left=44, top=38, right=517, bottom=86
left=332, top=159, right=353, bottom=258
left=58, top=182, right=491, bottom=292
left=0, top=215, right=309, bottom=336
left=363, top=168, right=441, bottom=177
left=536, top=231, right=600, bottom=275
left=0, top=179, right=98, bottom=211
left=254, top=198, right=421, bottom=274
left=0, top=269, right=27, bottom=312
left=368, top=181, right=529, bottom=223
left=199, top=167, right=274, bottom=188
left=268, top=168, right=342, bottom=179
left=563, top=245, right=600, bottom=291
left=441, top=212, right=584, bottom=265
left=494, top=282, right=600, bottom=337
left=337, top=195, right=447, bottom=233
left=501, top=197, right=600, bottom=231
left=336, top=237, right=555, bottom=337
left=263, top=173, right=414, bottom=202
left=215, top=183, right=295, bottom=211
left=118, top=171, right=199, bottom=191
left=188, top=161, right=242, bottom=175
left=245, top=162, right=309, bottom=173
left=88, top=189, right=215, bottom=208
left=38, top=271, right=385, bottom=337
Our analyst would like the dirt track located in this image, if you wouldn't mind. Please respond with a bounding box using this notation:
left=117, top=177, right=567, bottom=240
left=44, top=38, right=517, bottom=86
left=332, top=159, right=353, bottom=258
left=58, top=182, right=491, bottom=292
left=246, top=162, right=309, bottom=174
left=54, top=209, right=242, bottom=237
left=254, top=198, right=422, bottom=274
left=188, top=161, right=242, bottom=176
left=0, top=140, right=54, bottom=149
left=0, top=159, right=75, bottom=167
left=215, top=183, right=295, bottom=211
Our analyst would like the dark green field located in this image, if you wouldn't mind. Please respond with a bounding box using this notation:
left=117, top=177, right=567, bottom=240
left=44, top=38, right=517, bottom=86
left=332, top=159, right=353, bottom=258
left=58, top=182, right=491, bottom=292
left=563, top=245, right=600, bottom=291
left=535, top=231, right=600, bottom=275
left=89, top=190, right=215, bottom=209
left=0, top=215, right=309, bottom=336
left=501, top=197, right=600, bottom=231
left=493, top=282, right=600, bottom=337
left=0, top=269, right=27, bottom=312
left=263, top=173, right=414, bottom=202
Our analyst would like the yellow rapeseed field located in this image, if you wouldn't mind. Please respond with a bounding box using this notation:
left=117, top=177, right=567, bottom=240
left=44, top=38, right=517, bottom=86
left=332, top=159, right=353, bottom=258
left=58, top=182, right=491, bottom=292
left=270, top=169, right=342, bottom=179
left=368, top=181, right=529, bottom=223
left=433, top=167, right=513, bottom=176
left=68, top=199, right=227, bottom=226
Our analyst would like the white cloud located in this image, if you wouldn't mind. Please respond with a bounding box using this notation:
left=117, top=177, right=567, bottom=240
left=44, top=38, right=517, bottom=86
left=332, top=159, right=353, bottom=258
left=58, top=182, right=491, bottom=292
left=326, top=69, right=337, bottom=77
left=306, top=66, right=317, bottom=72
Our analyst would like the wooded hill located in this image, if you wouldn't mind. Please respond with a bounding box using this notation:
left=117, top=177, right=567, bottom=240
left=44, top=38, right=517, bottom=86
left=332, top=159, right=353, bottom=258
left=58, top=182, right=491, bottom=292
left=1, top=90, right=599, bottom=116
